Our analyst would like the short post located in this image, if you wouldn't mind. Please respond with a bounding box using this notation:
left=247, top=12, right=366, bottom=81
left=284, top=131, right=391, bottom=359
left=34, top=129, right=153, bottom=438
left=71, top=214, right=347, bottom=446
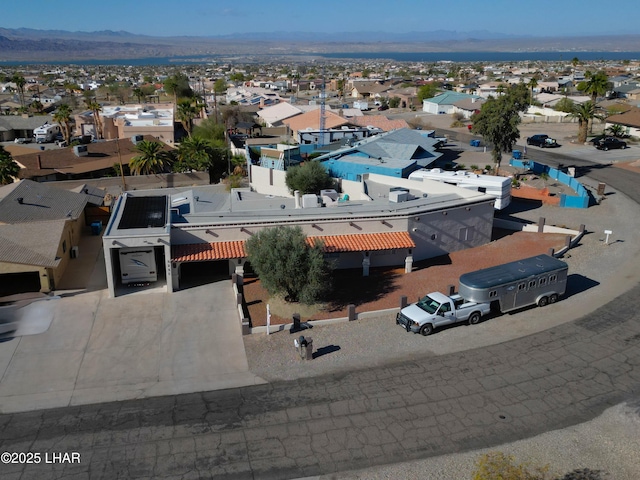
left=400, top=296, right=407, bottom=309
left=548, top=248, right=555, bottom=257
left=565, top=235, right=572, bottom=249
left=292, top=313, right=301, bottom=331
left=579, top=224, right=585, bottom=234
left=266, top=304, right=271, bottom=336
left=604, top=229, right=612, bottom=245
left=447, top=285, right=456, bottom=296
left=236, top=292, right=242, bottom=305
left=597, top=183, right=606, bottom=196
left=348, top=304, right=356, bottom=321
left=538, top=217, right=546, bottom=233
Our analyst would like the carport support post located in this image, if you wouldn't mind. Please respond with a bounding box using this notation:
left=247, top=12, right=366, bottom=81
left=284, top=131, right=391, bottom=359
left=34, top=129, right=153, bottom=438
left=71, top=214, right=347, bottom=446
left=103, top=245, right=116, bottom=298
left=538, top=217, right=546, bottom=233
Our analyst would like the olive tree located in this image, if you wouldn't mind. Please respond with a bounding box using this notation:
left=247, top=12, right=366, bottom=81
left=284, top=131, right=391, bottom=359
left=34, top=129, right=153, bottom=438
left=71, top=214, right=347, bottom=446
left=245, top=226, right=332, bottom=304
left=285, top=161, right=334, bottom=195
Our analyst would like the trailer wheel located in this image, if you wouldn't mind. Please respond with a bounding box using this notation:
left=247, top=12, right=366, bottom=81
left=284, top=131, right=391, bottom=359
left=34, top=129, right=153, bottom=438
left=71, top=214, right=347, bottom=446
left=549, top=294, right=558, bottom=304
left=468, top=312, right=482, bottom=325
left=420, top=324, right=434, bottom=336
left=538, top=296, right=549, bottom=307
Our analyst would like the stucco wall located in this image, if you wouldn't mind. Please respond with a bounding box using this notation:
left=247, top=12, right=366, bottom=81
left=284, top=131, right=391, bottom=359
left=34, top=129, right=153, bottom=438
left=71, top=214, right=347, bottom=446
left=249, top=165, right=290, bottom=197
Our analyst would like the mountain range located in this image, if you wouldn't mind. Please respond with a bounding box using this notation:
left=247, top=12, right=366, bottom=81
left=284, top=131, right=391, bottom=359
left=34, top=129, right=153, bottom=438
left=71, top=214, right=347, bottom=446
left=1, top=27, right=640, bottom=62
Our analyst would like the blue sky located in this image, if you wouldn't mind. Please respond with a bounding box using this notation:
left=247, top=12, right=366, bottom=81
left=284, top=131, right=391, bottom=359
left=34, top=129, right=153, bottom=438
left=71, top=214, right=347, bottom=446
left=1, top=0, right=636, bottom=37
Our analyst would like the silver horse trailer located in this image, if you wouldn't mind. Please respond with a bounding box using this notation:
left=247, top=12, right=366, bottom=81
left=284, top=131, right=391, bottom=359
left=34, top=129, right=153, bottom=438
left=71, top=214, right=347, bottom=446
left=458, top=254, right=568, bottom=313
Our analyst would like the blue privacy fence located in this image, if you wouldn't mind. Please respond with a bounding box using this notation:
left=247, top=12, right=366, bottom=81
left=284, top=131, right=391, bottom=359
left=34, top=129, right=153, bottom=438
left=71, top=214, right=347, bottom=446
left=509, top=158, right=589, bottom=208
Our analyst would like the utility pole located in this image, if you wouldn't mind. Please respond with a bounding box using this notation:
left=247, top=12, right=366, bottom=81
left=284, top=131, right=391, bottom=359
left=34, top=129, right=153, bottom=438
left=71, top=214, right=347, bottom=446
left=115, top=137, right=127, bottom=192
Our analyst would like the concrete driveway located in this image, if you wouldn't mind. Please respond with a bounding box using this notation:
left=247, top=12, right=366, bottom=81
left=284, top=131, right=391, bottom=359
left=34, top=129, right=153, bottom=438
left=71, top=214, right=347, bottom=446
left=0, top=273, right=265, bottom=413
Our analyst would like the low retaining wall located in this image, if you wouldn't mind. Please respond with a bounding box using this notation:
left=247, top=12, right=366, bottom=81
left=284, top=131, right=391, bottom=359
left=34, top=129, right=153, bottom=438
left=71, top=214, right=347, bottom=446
left=509, top=158, right=589, bottom=208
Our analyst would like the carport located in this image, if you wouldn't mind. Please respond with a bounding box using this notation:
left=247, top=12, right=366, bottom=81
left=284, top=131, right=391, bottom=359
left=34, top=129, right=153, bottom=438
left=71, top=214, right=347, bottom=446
left=171, top=241, right=247, bottom=291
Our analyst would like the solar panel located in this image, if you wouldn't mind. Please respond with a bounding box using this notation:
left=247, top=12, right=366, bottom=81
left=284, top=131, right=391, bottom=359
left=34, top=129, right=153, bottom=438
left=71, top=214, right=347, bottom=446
left=118, top=196, right=167, bottom=229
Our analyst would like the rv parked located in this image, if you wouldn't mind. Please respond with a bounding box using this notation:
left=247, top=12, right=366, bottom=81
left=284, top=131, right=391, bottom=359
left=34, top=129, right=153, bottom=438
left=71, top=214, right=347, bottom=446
left=458, top=254, right=568, bottom=313
left=33, top=122, right=62, bottom=144
left=118, top=248, right=158, bottom=284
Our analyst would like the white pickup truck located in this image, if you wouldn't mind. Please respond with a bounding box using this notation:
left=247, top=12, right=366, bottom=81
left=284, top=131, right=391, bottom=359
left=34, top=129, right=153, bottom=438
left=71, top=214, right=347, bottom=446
left=396, top=291, right=491, bottom=336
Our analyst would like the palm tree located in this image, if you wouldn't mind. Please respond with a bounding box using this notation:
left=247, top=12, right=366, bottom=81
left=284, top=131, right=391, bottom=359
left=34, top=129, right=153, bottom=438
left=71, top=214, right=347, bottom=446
left=578, top=71, right=611, bottom=133
left=174, top=137, right=214, bottom=172
left=568, top=101, right=605, bottom=143
left=0, top=146, right=20, bottom=185
left=527, top=77, right=538, bottom=104
left=12, top=74, right=26, bottom=108
left=84, top=98, right=103, bottom=139
left=53, top=104, right=73, bottom=143
left=606, top=124, right=626, bottom=138
left=129, top=140, right=173, bottom=175
left=176, top=99, right=199, bottom=138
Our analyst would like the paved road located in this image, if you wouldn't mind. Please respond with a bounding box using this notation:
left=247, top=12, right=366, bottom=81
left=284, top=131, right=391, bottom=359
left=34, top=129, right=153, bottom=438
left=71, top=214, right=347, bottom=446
left=1, top=154, right=639, bottom=479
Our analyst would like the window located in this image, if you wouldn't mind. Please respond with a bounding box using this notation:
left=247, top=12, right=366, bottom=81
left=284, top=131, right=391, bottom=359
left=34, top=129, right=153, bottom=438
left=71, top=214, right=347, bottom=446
left=489, top=290, right=498, bottom=298
left=549, top=274, right=557, bottom=283
left=539, top=277, right=547, bottom=286
left=529, top=280, right=536, bottom=288
left=518, top=283, right=526, bottom=291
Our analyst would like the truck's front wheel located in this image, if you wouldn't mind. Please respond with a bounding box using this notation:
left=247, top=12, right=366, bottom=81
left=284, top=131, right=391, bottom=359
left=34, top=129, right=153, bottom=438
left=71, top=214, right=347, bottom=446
left=420, top=324, right=434, bottom=336
left=468, top=312, right=481, bottom=325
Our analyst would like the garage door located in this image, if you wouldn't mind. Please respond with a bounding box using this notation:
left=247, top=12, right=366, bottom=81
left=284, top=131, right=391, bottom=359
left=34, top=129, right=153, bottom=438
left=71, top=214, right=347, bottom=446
left=0, top=272, right=41, bottom=297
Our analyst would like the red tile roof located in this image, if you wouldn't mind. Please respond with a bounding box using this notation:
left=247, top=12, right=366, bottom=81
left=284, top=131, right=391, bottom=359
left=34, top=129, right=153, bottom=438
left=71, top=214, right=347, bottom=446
left=307, top=231, right=415, bottom=253
left=171, top=232, right=415, bottom=262
left=172, top=241, right=247, bottom=262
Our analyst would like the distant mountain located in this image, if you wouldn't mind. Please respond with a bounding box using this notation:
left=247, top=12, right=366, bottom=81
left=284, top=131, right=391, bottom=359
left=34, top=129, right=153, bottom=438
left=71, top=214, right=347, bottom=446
left=1, top=27, right=639, bottom=63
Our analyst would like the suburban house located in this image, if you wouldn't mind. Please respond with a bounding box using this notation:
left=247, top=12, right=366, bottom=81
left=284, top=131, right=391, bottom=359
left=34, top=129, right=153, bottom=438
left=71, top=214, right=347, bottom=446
left=605, top=106, right=640, bottom=137
left=0, top=180, right=89, bottom=296
left=102, top=173, right=495, bottom=298
left=314, top=128, right=443, bottom=181
left=348, top=115, right=410, bottom=132
left=74, top=103, right=175, bottom=145
left=282, top=110, right=350, bottom=142
left=0, top=115, right=55, bottom=142
left=14, top=135, right=174, bottom=182
left=349, top=81, right=389, bottom=99
left=452, top=97, right=485, bottom=119
left=423, top=92, right=482, bottom=115
left=256, top=102, right=304, bottom=127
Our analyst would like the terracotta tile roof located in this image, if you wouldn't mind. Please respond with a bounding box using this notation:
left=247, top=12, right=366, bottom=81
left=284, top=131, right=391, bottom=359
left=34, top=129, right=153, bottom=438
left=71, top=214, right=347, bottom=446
left=283, top=110, right=348, bottom=135
left=171, top=232, right=415, bottom=263
left=172, top=241, right=247, bottom=262
left=350, top=115, right=410, bottom=131
left=308, top=231, right=415, bottom=253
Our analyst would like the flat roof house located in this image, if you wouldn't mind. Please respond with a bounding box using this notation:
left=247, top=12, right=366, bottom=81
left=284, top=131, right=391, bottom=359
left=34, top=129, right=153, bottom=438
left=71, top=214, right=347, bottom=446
left=102, top=174, right=495, bottom=298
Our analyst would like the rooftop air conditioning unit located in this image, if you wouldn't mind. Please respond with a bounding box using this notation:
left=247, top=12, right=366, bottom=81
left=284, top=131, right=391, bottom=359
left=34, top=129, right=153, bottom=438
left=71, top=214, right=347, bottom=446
left=301, top=194, right=321, bottom=208
left=131, top=134, right=144, bottom=145
left=73, top=145, right=88, bottom=157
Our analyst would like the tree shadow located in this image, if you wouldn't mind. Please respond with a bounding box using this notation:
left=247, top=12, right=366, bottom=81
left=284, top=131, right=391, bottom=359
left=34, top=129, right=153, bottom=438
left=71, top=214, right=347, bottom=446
left=326, top=267, right=400, bottom=311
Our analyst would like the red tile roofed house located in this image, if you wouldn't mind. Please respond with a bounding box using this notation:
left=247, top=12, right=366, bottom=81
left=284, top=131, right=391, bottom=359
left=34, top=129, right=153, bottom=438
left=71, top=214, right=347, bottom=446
left=605, top=106, right=640, bottom=138
left=282, top=110, right=349, bottom=138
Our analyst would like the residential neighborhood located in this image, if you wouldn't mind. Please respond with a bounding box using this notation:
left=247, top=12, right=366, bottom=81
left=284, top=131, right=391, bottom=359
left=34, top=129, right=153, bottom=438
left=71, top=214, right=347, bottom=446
left=2, top=46, right=640, bottom=480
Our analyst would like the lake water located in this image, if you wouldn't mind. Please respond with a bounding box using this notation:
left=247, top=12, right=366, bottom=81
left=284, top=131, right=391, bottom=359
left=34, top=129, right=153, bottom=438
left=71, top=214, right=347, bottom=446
left=2, top=51, right=639, bottom=66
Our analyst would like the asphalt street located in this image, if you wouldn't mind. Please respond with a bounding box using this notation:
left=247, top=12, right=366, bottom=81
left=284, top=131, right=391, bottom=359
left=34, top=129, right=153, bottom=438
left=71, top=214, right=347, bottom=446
left=1, top=141, right=640, bottom=479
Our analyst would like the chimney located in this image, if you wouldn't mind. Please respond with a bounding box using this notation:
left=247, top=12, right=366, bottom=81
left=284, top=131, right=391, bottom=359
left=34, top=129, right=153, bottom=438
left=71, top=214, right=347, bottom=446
left=36, top=154, right=42, bottom=170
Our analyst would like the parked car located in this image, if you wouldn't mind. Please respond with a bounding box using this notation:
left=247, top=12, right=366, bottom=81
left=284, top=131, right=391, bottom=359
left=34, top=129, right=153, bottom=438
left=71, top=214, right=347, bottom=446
left=14, top=137, right=32, bottom=144
left=595, top=137, right=627, bottom=150
left=377, top=105, right=389, bottom=111
left=526, top=134, right=559, bottom=148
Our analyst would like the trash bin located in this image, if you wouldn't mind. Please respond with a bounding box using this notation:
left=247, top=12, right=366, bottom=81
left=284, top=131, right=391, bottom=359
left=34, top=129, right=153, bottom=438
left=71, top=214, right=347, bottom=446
left=91, top=222, right=102, bottom=235
left=304, top=338, right=313, bottom=360
left=512, top=150, right=522, bottom=160
left=470, top=139, right=480, bottom=147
